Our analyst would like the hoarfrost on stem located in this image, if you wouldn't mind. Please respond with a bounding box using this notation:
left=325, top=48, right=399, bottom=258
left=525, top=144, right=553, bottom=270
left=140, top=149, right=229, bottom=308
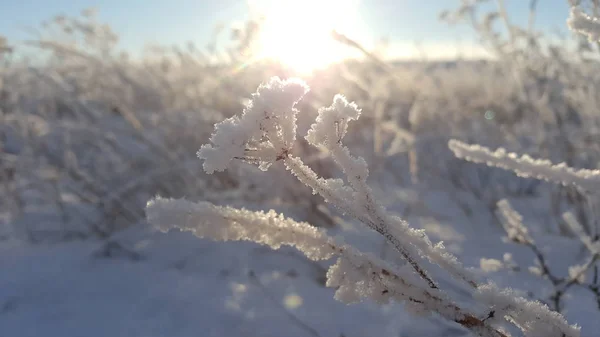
left=448, top=139, right=600, bottom=192
left=475, top=283, right=580, bottom=337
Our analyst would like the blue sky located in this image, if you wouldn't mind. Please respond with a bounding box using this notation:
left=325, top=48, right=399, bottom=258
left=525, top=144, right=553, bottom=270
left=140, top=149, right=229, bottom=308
left=0, top=0, right=572, bottom=58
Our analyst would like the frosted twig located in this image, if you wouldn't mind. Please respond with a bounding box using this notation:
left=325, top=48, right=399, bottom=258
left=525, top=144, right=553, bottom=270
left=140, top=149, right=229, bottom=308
left=496, top=200, right=561, bottom=286
left=449, top=139, right=600, bottom=192
left=563, top=211, right=600, bottom=255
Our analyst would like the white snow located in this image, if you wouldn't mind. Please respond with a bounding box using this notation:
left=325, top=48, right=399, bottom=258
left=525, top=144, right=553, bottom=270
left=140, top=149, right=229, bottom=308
left=0, top=227, right=463, bottom=337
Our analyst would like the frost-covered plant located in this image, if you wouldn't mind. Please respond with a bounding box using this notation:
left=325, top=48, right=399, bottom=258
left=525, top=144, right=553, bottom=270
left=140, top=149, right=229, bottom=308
left=439, top=4, right=600, bottom=320
left=450, top=139, right=600, bottom=313
left=449, top=140, right=600, bottom=192
left=568, top=6, right=600, bottom=42
left=423, top=0, right=600, bottom=232
left=147, top=77, right=580, bottom=337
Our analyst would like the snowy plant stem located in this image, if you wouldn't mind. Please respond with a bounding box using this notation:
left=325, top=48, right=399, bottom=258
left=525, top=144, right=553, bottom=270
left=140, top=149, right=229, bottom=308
left=449, top=140, right=600, bottom=192
left=563, top=253, right=599, bottom=290
left=327, top=142, right=478, bottom=288
left=147, top=197, right=506, bottom=337
left=282, top=155, right=438, bottom=289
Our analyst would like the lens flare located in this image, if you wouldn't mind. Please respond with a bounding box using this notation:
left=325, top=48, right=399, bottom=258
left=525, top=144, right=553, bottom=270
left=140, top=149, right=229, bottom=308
left=250, top=0, right=365, bottom=73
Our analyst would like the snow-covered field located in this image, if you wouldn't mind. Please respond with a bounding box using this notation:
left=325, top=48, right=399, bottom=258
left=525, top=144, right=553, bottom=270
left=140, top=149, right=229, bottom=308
left=0, top=227, right=459, bottom=337
left=3, top=2, right=600, bottom=337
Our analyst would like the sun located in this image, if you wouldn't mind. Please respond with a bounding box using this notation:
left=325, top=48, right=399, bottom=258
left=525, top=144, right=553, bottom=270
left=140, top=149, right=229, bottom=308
left=250, top=0, right=364, bottom=73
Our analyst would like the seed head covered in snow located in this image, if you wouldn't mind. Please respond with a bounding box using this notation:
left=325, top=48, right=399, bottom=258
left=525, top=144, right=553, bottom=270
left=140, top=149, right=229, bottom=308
left=306, top=94, right=361, bottom=146
left=568, top=7, right=600, bottom=42
left=197, top=77, right=309, bottom=173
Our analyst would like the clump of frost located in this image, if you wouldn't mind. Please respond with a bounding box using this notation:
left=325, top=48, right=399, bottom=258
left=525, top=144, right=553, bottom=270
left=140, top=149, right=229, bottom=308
left=568, top=7, right=600, bottom=42
left=306, top=94, right=362, bottom=146
left=480, top=258, right=504, bottom=272
left=197, top=77, right=309, bottom=173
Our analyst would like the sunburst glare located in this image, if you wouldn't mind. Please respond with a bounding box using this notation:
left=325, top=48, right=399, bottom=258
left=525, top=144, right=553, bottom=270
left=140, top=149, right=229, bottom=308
left=250, top=0, right=365, bottom=73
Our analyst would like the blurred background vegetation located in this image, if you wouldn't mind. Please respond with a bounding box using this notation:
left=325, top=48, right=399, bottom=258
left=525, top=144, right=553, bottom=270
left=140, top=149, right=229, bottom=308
left=1, top=0, right=600, bottom=246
